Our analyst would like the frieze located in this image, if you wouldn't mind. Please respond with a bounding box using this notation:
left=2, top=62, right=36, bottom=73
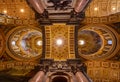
left=0, top=16, right=38, bottom=25
left=82, top=13, right=120, bottom=24
left=85, top=61, right=120, bottom=81
left=0, top=61, right=37, bottom=71
left=0, top=13, right=120, bottom=25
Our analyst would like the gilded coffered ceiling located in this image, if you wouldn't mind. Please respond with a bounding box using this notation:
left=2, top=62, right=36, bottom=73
left=0, top=0, right=35, bottom=19
left=85, top=0, right=120, bottom=17
left=0, top=0, right=120, bottom=20
left=45, top=24, right=75, bottom=61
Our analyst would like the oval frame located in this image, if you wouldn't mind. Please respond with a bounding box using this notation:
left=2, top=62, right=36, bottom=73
left=77, top=24, right=120, bottom=60
left=6, top=26, right=43, bottom=61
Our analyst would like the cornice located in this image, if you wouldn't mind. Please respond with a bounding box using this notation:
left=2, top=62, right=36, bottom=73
left=82, top=13, right=120, bottom=24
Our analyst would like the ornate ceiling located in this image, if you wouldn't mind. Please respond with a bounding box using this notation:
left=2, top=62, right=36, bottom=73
left=0, top=1, right=119, bottom=82
left=6, top=26, right=43, bottom=61
left=45, top=25, right=75, bottom=61
left=0, top=0, right=120, bottom=20
left=78, top=24, right=119, bottom=60
left=0, top=0, right=35, bottom=19
left=85, top=0, right=120, bottom=17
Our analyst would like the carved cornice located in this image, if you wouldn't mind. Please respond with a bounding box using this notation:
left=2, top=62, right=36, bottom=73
left=0, top=13, right=120, bottom=25
left=0, top=16, right=38, bottom=26
left=0, top=61, right=38, bottom=71
left=82, top=13, right=120, bottom=24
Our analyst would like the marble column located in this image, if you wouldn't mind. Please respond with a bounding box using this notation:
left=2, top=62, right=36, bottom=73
left=75, top=72, right=89, bottom=82
left=29, top=71, right=45, bottom=82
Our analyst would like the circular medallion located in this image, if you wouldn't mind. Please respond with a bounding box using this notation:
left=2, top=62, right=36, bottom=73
left=78, top=30, right=102, bottom=55
left=6, top=26, right=43, bottom=61
left=78, top=24, right=119, bottom=60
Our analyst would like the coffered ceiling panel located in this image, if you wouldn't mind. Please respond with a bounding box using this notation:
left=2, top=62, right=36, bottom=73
left=45, top=24, right=75, bottom=61
left=0, top=0, right=35, bottom=19
left=0, top=0, right=120, bottom=19
left=85, top=0, right=120, bottom=17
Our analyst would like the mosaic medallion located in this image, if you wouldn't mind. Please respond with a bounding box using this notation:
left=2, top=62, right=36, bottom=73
left=78, top=24, right=119, bottom=60
left=6, top=26, right=43, bottom=61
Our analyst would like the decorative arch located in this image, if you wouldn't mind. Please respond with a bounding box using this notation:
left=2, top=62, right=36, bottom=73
left=77, top=24, right=119, bottom=60
left=6, top=26, right=43, bottom=61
